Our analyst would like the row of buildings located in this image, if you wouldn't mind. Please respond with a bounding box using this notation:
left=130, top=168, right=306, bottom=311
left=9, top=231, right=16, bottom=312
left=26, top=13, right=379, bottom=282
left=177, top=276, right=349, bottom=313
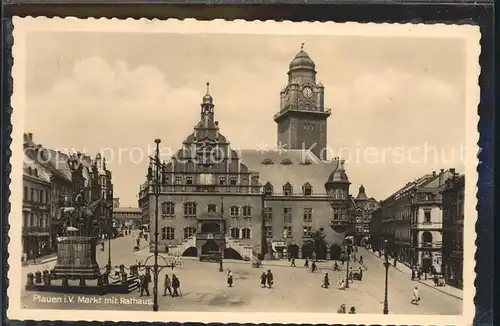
left=370, top=168, right=465, bottom=289
left=138, top=46, right=379, bottom=261
left=22, top=133, right=114, bottom=260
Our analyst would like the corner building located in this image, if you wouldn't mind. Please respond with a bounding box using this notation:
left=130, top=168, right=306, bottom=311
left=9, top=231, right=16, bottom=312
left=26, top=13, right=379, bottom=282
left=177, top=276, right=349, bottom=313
left=139, top=47, right=354, bottom=260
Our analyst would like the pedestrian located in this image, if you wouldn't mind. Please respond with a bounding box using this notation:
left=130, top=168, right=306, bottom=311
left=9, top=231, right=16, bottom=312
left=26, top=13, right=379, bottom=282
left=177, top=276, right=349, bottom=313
left=348, top=306, right=356, bottom=314
left=22, top=252, right=27, bottom=264
left=114, top=265, right=120, bottom=277
left=290, top=258, right=296, bottom=267
left=266, top=269, right=274, bottom=288
left=348, top=267, right=353, bottom=281
left=411, top=267, right=416, bottom=281
left=140, top=273, right=151, bottom=297
left=172, top=274, right=181, bottom=297
left=341, top=256, right=345, bottom=265
left=163, top=274, right=172, bottom=296
left=338, top=277, right=346, bottom=290
left=333, top=261, right=340, bottom=271
left=311, top=261, right=317, bottom=273
left=304, top=258, right=309, bottom=268
left=359, top=256, right=363, bottom=264
left=227, top=270, right=234, bottom=287
left=144, top=233, right=148, bottom=241
left=260, top=272, right=267, bottom=288
left=411, top=286, right=420, bottom=305
left=337, top=304, right=346, bottom=313
left=358, top=267, right=363, bottom=281
left=322, top=272, right=330, bottom=289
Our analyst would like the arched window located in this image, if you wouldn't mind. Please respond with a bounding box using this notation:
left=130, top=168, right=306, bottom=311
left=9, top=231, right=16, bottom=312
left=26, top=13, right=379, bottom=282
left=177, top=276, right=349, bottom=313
left=421, top=231, right=433, bottom=247
left=264, top=182, right=273, bottom=196
left=280, top=158, right=293, bottom=165
left=183, top=226, right=196, bottom=239
left=241, top=228, right=251, bottom=239
left=207, top=204, right=217, bottom=213
left=302, top=183, right=312, bottom=196
left=261, top=158, right=274, bottom=165
left=283, top=182, right=293, bottom=196
left=230, top=227, right=240, bottom=239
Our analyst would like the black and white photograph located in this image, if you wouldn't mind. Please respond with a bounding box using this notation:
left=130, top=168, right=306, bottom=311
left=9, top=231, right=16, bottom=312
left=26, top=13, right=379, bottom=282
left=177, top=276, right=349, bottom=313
left=8, top=18, right=479, bottom=325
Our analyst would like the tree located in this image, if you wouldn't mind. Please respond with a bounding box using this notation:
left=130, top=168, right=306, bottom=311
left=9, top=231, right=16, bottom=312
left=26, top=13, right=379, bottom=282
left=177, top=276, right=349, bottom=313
left=309, top=229, right=327, bottom=260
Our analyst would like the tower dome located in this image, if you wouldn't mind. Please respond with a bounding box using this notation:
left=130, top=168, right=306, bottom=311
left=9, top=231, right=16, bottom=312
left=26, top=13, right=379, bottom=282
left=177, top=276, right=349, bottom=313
left=289, top=43, right=316, bottom=71
left=202, top=82, right=213, bottom=105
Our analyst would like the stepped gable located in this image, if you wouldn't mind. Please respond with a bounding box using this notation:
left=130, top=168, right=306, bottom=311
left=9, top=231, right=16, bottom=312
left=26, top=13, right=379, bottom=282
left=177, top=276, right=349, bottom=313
left=240, top=149, right=341, bottom=194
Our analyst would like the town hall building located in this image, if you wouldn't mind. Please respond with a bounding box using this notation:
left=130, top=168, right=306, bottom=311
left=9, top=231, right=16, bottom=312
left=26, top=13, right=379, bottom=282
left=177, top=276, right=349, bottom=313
left=138, top=46, right=362, bottom=260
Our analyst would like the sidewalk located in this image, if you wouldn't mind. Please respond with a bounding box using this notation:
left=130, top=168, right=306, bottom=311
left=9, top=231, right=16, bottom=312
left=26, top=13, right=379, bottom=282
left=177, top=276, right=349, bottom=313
left=363, top=248, right=463, bottom=300
left=22, top=253, right=57, bottom=266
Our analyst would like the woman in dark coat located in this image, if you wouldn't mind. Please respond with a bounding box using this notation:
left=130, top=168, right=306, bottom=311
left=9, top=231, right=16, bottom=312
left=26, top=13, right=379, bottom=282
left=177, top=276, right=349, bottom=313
left=260, top=272, right=267, bottom=288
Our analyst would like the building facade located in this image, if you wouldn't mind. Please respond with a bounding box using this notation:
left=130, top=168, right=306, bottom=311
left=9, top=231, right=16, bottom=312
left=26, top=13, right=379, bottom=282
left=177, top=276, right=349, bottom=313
left=139, top=47, right=359, bottom=260
left=113, top=198, right=142, bottom=229
left=441, top=173, right=464, bottom=289
left=22, top=133, right=114, bottom=258
left=22, top=157, right=52, bottom=259
left=350, top=185, right=380, bottom=245
left=374, top=169, right=455, bottom=272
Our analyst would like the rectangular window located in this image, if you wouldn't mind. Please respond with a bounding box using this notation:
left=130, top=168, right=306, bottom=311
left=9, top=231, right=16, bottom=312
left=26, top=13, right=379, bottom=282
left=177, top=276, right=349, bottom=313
left=230, top=206, right=240, bottom=217
left=230, top=228, right=240, bottom=239
left=161, top=202, right=175, bottom=216
left=35, top=189, right=39, bottom=202
left=303, top=208, right=313, bottom=223
left=230, top=177, right=237, bottom=185
left=264, top=207, right=273, bottom=223
left=186, top=177, right=193, bottom=185
left=265, top=226, right=273, bottom=238
left=241, top=228, right=251, bottom=239
left=23, top=186, right=28, bottom=200
left=285, top=226, right=292, bottom=237
left=424, top=211, right=431, bottom=223
left=175, top=176, right=182, bottom=184
left=183, top=202, right=197, bottom=217
left=40, top=190, right=44, bottom=203
left=162, top=227, right=175, bottom=240
left=283, top=207, right=292, bottom=224
left=242, top=205, right=252, bottom=217
left=219, top=177, right=226, bottom=185
left=184, top=227, right=196, bottom=239
left=303, top=226, right=312, bottom=238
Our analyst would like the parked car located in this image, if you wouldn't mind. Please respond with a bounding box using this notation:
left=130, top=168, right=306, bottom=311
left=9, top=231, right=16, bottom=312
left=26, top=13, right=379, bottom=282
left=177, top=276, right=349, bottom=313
left=199, top=252, right=221, bottom=263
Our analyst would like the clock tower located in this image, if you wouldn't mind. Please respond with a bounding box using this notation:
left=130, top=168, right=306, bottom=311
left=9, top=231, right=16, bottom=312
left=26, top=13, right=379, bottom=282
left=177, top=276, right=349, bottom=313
left=274, top=44, right=331, bottom=160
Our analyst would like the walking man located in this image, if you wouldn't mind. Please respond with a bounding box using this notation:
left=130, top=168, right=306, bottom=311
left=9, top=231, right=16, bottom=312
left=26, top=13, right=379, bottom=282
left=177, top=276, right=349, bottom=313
left=172, top=274, right=180, bottom=297
left=140, top=273, right=151, bottom=297
left=260, top=272, right=267, bottom=288
left=304, top=258, right=309, bottom=268
left=323, top=272, right=330, bottom=289
left=227, top=270, right=234, bottom=287
left=290, top=258, right=296, bottom=267
left=411, top=286, right=420, bottom=305
left=163, top=274, right=172, bottom=296
left=266, top=269, right=274, bottom=288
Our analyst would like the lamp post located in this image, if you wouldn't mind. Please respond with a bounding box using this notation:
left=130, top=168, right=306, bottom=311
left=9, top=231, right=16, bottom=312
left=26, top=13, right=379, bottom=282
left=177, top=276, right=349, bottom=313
left=383, top=240, right=390, bottom=315
left=345, top=242, right=351, bottom=288
left=219, top=196, right=225, bottom=272
left=146, top=138, right=162, bottom=312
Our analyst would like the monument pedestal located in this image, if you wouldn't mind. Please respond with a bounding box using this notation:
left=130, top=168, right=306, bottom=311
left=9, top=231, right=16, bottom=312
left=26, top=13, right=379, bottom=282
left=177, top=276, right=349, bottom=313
left=54, top=236, right=101, bottom=280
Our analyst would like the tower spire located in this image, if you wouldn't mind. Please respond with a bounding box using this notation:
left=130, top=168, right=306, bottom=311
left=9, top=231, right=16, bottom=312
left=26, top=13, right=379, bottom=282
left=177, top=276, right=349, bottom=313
left=206, top=81, right=210, bottom=94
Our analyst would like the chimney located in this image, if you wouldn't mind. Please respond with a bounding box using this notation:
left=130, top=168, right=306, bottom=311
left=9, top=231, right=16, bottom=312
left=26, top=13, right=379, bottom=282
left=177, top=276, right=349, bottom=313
left=440, top=169, right=444, bottom=174
left=215, top=121, right=219, bottom=126
left=439, top=169, right=444, bottom=186
left=432, top=171, right=436, bottom=177
left=450, top=168, right=456, bottom=175
left=28, top=133, right=33, bottom=141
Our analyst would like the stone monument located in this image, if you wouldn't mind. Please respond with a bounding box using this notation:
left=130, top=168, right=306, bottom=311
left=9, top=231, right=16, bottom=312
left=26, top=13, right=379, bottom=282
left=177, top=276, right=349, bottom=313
left=53, top=154, right=103, bottom=280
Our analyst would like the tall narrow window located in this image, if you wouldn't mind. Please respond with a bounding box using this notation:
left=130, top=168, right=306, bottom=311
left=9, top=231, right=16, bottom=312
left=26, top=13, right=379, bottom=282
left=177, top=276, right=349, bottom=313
left=230, top=206, right=240, bottom=217
left=264, top=207, right=273, bottom=223
left=283, top=207, right=292, bottom=224
left=241, top=228, right=251, bottom=239
left=302, top=183, right=312, bottom=196
left=303, top=208, right=313, bottom=223
left=242, top=205, right=252, bottom=218
left=183, top=202, right=197, bottom=217
left=230, top=227, right=240, bottom=239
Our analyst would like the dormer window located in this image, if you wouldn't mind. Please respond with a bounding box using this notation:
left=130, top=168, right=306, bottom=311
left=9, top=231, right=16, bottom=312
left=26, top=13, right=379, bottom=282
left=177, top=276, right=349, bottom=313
left=281, top=158, right=293, bottom=165
left=261, top=158, right=274, bottom=165
left=283, top=182, right=293, bottom=196
left=264, top=182, right=273, bottom=196
left=302, top=183, right=312, bottom=196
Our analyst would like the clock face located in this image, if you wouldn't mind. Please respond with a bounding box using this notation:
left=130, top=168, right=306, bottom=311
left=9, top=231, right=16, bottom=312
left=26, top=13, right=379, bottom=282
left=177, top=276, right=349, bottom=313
left=302, top=86, right=313, bottom=98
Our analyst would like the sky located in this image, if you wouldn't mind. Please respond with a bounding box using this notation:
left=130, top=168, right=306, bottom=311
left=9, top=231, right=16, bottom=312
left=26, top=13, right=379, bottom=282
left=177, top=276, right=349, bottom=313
left=25, top=31, right=467, bottom=207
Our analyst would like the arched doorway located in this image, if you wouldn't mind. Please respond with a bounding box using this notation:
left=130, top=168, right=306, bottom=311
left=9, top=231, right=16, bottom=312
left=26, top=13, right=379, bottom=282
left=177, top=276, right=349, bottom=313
left=201, top=240, right=219, bottom=254
left=224, top=248, right=243, bottom=260
left=201, top=222, right=220, bottom=233
left=315, top=243, right=327, bottom=260
left=182, top=246, right=197, bottom=257
left=330, top=244, right=342, bottom=260
left=287, top=244, right=299, bottom=259
left=301, top=242, right=314, bottom=259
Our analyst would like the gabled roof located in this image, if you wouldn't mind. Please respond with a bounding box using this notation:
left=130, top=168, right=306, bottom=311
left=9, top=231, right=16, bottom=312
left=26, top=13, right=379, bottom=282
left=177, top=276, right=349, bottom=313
left=240, top=149, right=340, bottom=195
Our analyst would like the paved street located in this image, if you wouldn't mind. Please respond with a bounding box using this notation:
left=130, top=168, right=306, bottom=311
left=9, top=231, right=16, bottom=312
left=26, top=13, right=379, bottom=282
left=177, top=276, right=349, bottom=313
left=21, top=237, right=462, bottom=314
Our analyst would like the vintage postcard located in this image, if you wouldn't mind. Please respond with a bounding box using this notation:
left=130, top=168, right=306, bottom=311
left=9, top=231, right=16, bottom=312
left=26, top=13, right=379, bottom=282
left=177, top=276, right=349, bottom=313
left=8, top=17, right=479, bottom=325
